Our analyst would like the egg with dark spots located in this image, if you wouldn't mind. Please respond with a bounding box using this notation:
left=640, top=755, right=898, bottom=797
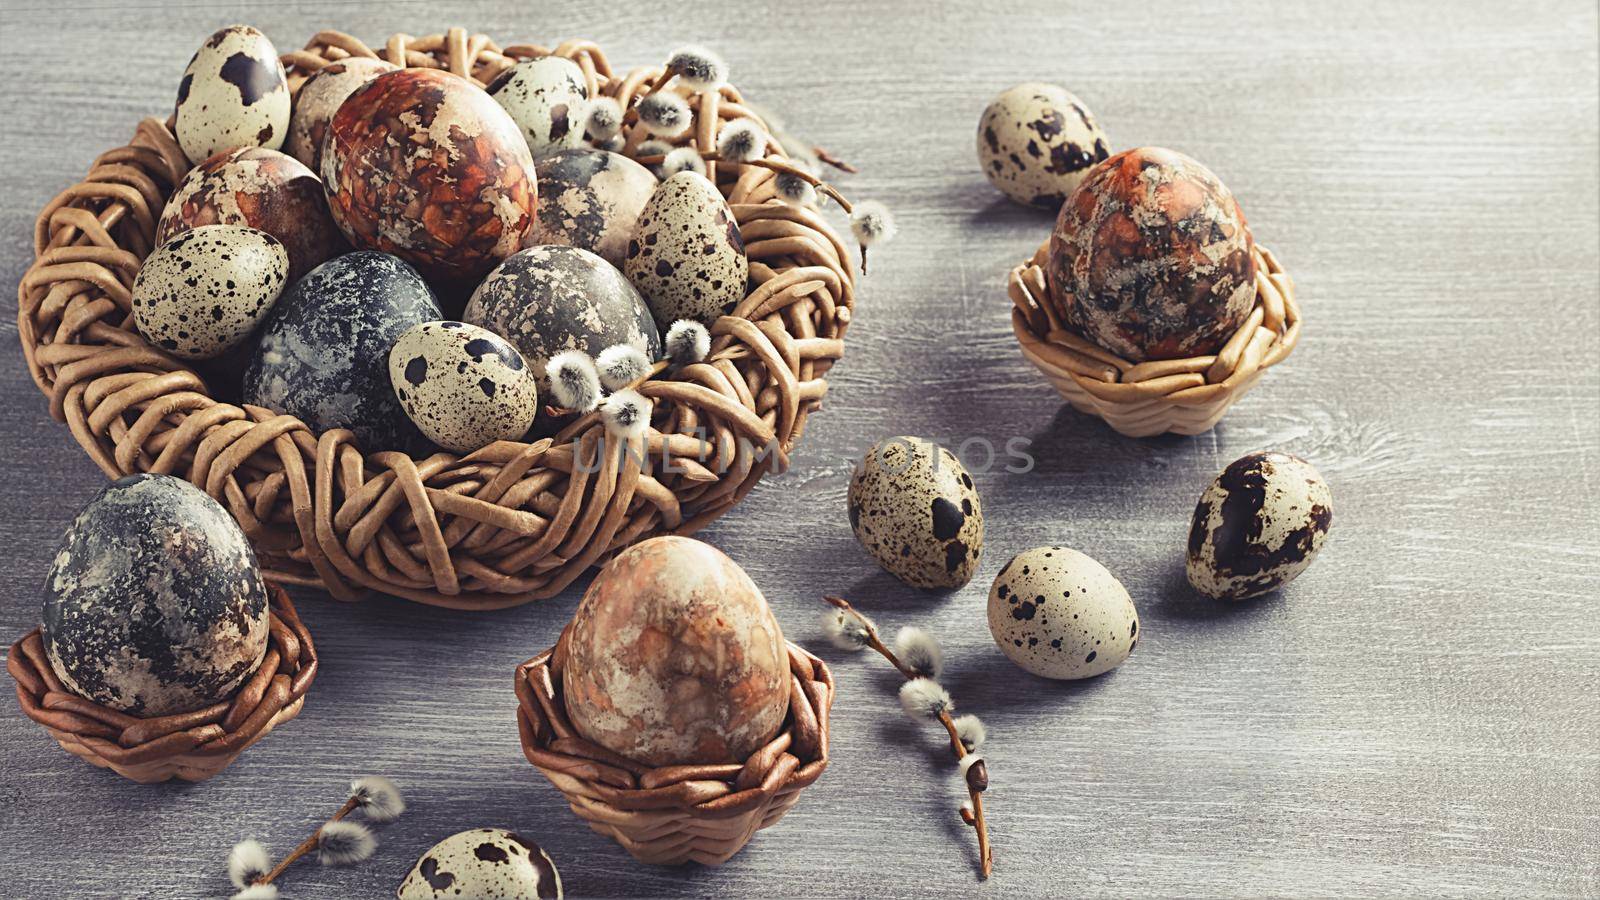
left=132, top=225, right=288, bottom=360
left=388, top=321, right=538, bottom=454
left=42, top=474, right=270, bottom=717
left=173, top=25, right=289, bottom=164
left=487, top=56, right=590, bottom=158
left=397, top=827, right=562, bottom=899
left=848, top=437, right=984, bottom=589
left=1188, top=451, right=1332, bottom=600
left=284, top=57, right=398, bottom=171
left=624, top=171, right=748, bottom=326
left=526, top=148, right=657, bottom=268
left=977, top=82, right=1110, bottom=209
left=987, top=546, right=1139, bottom=680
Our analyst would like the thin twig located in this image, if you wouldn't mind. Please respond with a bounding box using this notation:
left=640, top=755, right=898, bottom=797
left=812, top=145, right=859, bottom=173
left=254, top=796, right=359, bottom=887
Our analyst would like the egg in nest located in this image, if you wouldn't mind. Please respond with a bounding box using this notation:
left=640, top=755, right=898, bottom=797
left=624, top=171, right=748, bottom=326
left=526, top=147, right=657, bottom=268
left=283, top=57, right=397, bottom=171
left=172, top=25, right=289, bottom=164
left=131, top=225, right=288, bottom=360
left=389, top=321, right=539, bottom=454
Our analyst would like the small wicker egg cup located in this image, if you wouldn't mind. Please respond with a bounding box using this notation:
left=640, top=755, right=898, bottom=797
left=6, top=584, right=317, bottom=784
left=1009, top=238, right=1301, bottom=437
left=514, top=628, right=833, bottom=866
left=17, top=28, right=857, bottom=610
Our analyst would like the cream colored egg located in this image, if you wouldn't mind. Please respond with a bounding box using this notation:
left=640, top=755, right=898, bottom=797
left=131, top=225, right=288, bottom=359
left=397, top=828, right=562, bottom=900
left=388, top=321, right=539, bottom=454
left=624, top=171, right=748, bottom=326
left=487, top=56, right=590, bottom=157
left=848, top=437, right=984, bottom=589
left=977, top=83, right=1109, bottom=209
left=987, top=546, right=1139, bottom=679
left=173, top=25, right=290, bottom=165
left=1187, top=451, right=1333, bottom=600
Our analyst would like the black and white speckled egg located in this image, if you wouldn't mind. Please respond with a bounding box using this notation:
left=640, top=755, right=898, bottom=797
left=463, top=245, right=659, bottom=385
left=526, top=148, right=657, bottom=268
left=173, top=25, right=290, bottom=165
left=487, top=56, right=589, bottom=158
left=987, top=546, right=1139, bottom=680
left=1188, top=451, right=1333, bottom=601
left=131, top=225, right=288, bottom=360
left=624, top=171, right=748, bottom=326
left=848, top=437, right=984, bottom=589
left=977, top=83, right=1110, bottom=209
left=42, top=474, right=269, bottom=717
left=388, top=321, right=539, bottom=454
left=243, top=251, right=442, bottom=452
left=284, top=56, right=397, bottom=171
left=397, top=828, right=562, bottom=900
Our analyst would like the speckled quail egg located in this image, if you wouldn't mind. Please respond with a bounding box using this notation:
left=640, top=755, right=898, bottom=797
left=397, top=827, right=562, bottom=900
left=487, top=56, right=590, bottom=158
left=388, top=321, right=539, bottom=454
left=526, top=148, right=657, bottom=268
left=848, top=437, right=984, bottom=589
left=43, top=474, right=270, bottom=716
left=283, top=56, right=397, bottom=171
left=131, top=225, right=288, bottom=359
left=1188, top=451, right=1333, bottom=601
left=987, top=546, right=1139, bottom=680
left=977, top=83, right=1110, bottom=209
left=624, top=171, right=748, bottom=326
left=173, top=25, right=290, bottom=164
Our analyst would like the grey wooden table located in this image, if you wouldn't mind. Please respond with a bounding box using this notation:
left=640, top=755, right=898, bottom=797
left=2, top=1, right=1596, bottom=897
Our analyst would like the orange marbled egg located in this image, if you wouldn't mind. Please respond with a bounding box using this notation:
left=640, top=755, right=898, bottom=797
left=561, top=536, right=790, bottom=767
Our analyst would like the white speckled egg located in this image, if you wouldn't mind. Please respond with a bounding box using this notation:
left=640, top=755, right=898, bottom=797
left=173, top=25, right=290, bottom=165
left=977, top=83, right=1110, bottom=209
left=1187, top=451, right=1333, bottom=601
left=131, top=225, right=288, bottom=359
left=624, top=171, right=748, bottom=326
left=397, top=827, right=562, bottom=900
left=284, top=56, right=397, bottom=171
left=388, top=321, right=539, bottom=454
left=987, top=546, right=1138, bottom=680
left=848, top=437, right=983, bottom=589
left=487, top=56, right=590, bottom=158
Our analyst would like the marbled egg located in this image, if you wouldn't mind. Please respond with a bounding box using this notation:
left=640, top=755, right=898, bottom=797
left=526, top=148, right=657, bottom=268
left=463, top=245, right=659, bottom=385
left=848, top=437, right=984, bottom=589
left=283, top=56, right=398, bottom=171
left=624, top=171, right=748, bottom=326
left=977, top=82, right=1110, bottom=209
left=42, top=474, right=269, bottom=716
left=322, top=68, right=539, bottom=285
left=987, top=546, right=1139, bottom=680
left=388, top=321, right=538, bottom=453
left=397, top=828, right=561, bottom=900
left=131, top=225, right=288, bottom=359
left=173, top=25, right=290, bottom=164
left=563, top=536, right=789, bottom=767
left=243, top=251, right=442, bottom=452
left=157, top=146, right=345, bottom=283
left=1187, top=451, right=1333, bottom=601
left=1047, top=147, right=1256, bottom=362
left=487, top=56, right=589, bottom=158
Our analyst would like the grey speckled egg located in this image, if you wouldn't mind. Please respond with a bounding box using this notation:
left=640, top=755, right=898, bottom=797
left=987, top=546, right=1139, bottom=680
left=848, top=437, right=983, bottom=589
left=43, top=474, right=269, bottom=717
left=463, top=245, right=659, bottom=385
left=173, top=25, right=290, bottom=165
left=389, top=321, right=539, bottom=454
left=624, top=171, right=748, bottom=326
left=487, top=56, right=589, bottom=158
left=132, top=225, right=288, bottom=360
left=1188, top=451, right=1333, bottom=601
left=527, top=148, right=657, bottom=268
left=397, top=828, right=562, bottom=900
left=243, top=251, right=442, bottom=453
left=977, top=83, right=1110, bottom=210
left=284, top=56, right=397, bottom=171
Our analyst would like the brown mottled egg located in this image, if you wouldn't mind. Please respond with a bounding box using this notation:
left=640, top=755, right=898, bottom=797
left=388, top=321, right=538, bottom=454
left=283, top=57, right=397, bottom=171
left=486, top=56, right=590, bottom=158
left=173, top=25, right=289, bottom=164
left=157, top=146, right=345, bottom=283
left=977, top=83, right=1110, bottom=209
left=1046, top=147, right=1257, bottom=362
left=527, top=148, right=657, bottom=268
left=624, top=171, right=748, bottom=326
left=848, top=437, right=984, bottom=589
left=987, top=546, right=1139, bottom=680
left=562, top=536, right=789, bottom=767
left=1188, top=451, right=1333, bottom=601
left=397, top=828, right=562, bottom=900
left=131, top=225, right=288, bottom=360
left=322, top=67, right=539, bottom=285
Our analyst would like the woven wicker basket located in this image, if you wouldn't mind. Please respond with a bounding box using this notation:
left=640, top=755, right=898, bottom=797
left=16, top=28, right=857, bottom=610
left=1009, top=238, right=1300, bottom=437
left=6, top=584, right=317, bottom=784
left=514, top=628, right=832, bottom=865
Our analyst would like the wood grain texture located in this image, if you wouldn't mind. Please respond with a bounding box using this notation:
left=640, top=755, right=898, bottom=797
left=1, top=1, right=1596, bottom=897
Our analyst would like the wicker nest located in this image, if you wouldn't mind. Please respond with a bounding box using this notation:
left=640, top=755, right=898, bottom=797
left=1010, top=238, right=1300, bottom=437
left=5, top=584, right=316, bottom=784
left=515, top=628, right=833, bottom=866
left=16, top=28, right=857, bottom=610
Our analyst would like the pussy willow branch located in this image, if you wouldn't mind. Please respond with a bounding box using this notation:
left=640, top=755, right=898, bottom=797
left=253, top=796, right=359, bottom=887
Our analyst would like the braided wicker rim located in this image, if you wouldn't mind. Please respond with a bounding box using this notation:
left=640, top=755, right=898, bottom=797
left=6, top=583, right=317, bottom=783
left=17, top=28, right=857, bottom=610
